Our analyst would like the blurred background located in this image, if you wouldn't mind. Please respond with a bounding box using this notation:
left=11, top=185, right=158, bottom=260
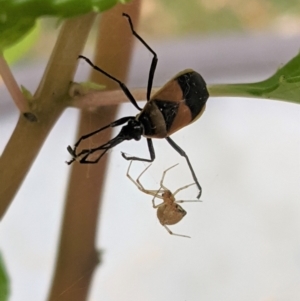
left=0, top=0, right=300, bottom=300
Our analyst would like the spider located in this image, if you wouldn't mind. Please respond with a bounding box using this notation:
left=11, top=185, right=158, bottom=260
left=127, top=161, right=201, bottom=238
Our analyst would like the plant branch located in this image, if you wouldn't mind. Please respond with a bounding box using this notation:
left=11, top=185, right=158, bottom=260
left=69, top=85, right=159, bottom=108
left=208, top=82, right=300, bottom=105
left=0, top=54, right=37, bottom=121
left=47, top=1, right=142, bottom=301
left=0, top=12, right=96, bottom=219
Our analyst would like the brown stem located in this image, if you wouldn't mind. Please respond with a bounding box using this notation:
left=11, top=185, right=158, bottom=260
left=69, top=86, right=160, bottom=108
left=0, top=13, right=96, bottom=219
left=47, top=2, right=142, bottom=301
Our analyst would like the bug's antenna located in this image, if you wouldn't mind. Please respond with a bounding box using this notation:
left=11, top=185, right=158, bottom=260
left=67, top=132, right=128, bottom=164
left=67, top=119, right=143, bottom=164
left=66, top=116, right=136, bottom=165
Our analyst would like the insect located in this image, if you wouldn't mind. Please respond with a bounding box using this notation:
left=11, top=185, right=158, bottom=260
left=127, top=161, right=201, bottom=238
left=67, top=13, right=209, bottom=199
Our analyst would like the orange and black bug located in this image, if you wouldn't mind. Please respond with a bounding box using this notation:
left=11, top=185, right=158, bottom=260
left=67, top=13, right=209, bottom=199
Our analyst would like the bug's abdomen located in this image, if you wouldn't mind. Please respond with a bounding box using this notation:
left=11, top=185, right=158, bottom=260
left=137, top=101, right=169, bottom=138
left=177, top=70, right=209, bottom=120
left=150, top=69, right=209, bottom=136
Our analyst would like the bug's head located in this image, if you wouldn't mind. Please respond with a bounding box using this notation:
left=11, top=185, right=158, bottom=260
left=120, top=119, right=143, bottom=141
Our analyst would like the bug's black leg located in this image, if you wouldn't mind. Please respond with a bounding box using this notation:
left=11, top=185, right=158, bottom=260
left=78, top=55, right=142, bottom=111
left=121, top=138, right=155, bottom=162
left=78, top=148, right=109, bottom=164
left=165, top=137, right=202, bottom=199
left=68, top=147, right=106, bottom=164
left=66, top=116, right=134, bottom=164
left=123, top=13, right=158, bottom=101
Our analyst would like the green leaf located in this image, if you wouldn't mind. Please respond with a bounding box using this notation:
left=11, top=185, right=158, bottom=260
left=208, top=51, right=300, bottom=105
left=0, top=0, right=131, bottom=50
left=0, top=253, right=9, bottom=301
left=3, top=21, right=40, bottom=65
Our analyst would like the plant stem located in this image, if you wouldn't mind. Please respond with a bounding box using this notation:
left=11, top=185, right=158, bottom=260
left=0, top=12, right=96, bottom=219
left=47, top=1, right=142, bottom=301
left=208, top=83, right=300, bottom=105
left=69, top=86, right=159, bottom=108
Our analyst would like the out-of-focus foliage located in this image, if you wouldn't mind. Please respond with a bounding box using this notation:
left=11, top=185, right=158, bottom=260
left=141, top=0, right=300, bottom=37
left=3, top=22, right=40, bottom=64
left=0, top=253, right=9, bottom=301
left=0, top=0, right=130, bottom=50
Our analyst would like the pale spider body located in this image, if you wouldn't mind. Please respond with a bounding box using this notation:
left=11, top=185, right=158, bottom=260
left=127, top=161, right=201, bottom=238
left=157, top=191, right=186, bottom=226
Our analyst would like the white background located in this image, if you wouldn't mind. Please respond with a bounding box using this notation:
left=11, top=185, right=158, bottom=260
left=1, top=34, right=300, bottom=301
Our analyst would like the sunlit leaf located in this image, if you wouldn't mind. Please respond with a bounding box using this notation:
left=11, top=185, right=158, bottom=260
left=3, top=22, right=40, bottom=64
left=208, top=51, right=300, bottom=105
